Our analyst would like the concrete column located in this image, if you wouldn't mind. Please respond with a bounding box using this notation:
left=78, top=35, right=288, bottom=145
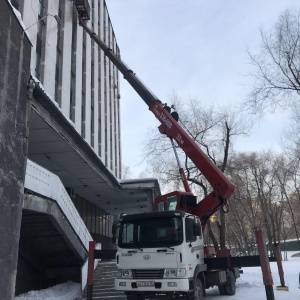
left=0, top=2, right=31, bottom=298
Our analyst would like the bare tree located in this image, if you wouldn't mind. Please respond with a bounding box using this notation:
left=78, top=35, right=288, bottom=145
left=282, top=103, right=300, bottom=151
left=246, top=8, right=300, bottom=114
left=247, top=152, right=288, bottom=248
left=227, top=151, right=300, bottom=251
left=226, top=152, right=264, bottom=253
left=121, top=164, right=133, bottom=179
left=275, top=153, right=300, bottom=248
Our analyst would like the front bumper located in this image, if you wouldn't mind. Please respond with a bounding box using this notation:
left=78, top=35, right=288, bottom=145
left=115, top=278, right=191, bottom=292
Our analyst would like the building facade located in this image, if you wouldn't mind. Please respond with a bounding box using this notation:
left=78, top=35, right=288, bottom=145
left=0, top=0, right=161, bottom=296
left=0, top=2, right=31, bottom=297
left=19, top=0, right=121, bottom=178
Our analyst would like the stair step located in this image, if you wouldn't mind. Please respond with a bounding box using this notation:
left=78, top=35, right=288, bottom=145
left=82, top=260, right=127, bottom=300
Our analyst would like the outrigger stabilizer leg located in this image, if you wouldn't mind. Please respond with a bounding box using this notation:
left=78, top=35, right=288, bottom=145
left=274, top=243, right=289, bottom=291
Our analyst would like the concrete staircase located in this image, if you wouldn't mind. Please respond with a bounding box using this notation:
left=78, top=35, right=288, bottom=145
left=83, top=260, right=126, bottom=300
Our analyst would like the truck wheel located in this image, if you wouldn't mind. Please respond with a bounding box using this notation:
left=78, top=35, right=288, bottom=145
left=224, top=271, right=236, bottom=296
left=186, top=278, right=204, bottom=300
left=193, top=278, right=204, bottom=300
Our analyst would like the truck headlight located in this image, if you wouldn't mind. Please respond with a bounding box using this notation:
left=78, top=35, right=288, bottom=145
left=117, top=269, right=133, bottom=278
left=164, top=268, right=186, bottom=278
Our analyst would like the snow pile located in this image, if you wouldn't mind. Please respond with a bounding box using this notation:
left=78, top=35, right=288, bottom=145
left=14, top=253, right=300, bottom=300
left=14, top=281, right=82, bottom=300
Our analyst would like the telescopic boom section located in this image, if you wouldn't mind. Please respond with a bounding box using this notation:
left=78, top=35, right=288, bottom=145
left=78, top=19, right=235, bottom=221
left=79, top=19, right=157, bottom=108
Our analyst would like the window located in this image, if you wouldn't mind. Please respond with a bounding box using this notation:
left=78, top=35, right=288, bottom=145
left=185, top=218, right=197, bottom=243
left=54, top=0, right=64, bottom=105
left=157, top=201, right=164, bottom=211
left=99, top=214, right=104, bottom=235
left=81, top=30, right=87, bottom=137
left=35, top=0, right=45, bottom=79
left=70, top=6, right=77, bottom=122
left=167, top=196, right=178, bottom=211
left=72, top=196, right=115, bottom=237
left=91, top=54, right=95, bottom=145
left=96, top=207, right=100, bottom=234
left=81, top=91, right=86, bottom=137
left=97, top=0, right=102, bottom=157
left=121, top=223, right=134, bottom=244
left=90, top=1, right=95, bottom=147
left=118, top=217, right=183, bottom=248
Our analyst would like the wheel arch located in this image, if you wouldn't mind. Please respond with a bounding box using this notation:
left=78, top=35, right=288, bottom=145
left=194, top=264, right=207, bottom=296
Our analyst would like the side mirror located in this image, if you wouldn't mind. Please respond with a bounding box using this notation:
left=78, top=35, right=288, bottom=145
left=193, top=223, right=202, bottom=237
left=112, top=236, right=117, bottom=245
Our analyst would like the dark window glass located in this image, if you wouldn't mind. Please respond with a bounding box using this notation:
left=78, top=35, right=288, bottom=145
left=185, top=218, right=196, bottom=242
left=167, top=196, right=177, bottom=211
left=35, top=0, right=45, bottom=80
left=119, top=217, right=183, bottom=248
left=157, top=201, right=164, bottom=211
left=70, top=7, right=77, bottom=121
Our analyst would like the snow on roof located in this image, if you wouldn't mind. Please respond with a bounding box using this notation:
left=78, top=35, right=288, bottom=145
left=7, top=0, right=31, bottom=42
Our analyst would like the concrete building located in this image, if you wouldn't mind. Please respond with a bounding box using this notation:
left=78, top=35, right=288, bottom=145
left=0, top=0, right=160, bottom=297
left=21, top=0, right=122, bottom=178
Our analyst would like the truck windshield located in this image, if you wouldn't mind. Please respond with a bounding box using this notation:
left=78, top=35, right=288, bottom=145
left=118, top=217, right=183, bottom=248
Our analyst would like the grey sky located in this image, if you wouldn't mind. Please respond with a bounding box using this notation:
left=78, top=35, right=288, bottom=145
left=106, top=0, right=299, bottom=177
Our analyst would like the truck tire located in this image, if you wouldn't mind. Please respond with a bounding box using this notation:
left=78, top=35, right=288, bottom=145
left=186, top=278, right=204, bottom=300
left=224, top=271, right=236, bottom=296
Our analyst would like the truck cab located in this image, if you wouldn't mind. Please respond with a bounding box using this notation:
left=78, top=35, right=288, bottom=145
left=115, top=210, right=205, bottom=299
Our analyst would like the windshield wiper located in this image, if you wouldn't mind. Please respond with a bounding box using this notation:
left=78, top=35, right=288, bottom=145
left=157, top=246, right=175, bottom=252
left=128, top=248, right=143, bottom=253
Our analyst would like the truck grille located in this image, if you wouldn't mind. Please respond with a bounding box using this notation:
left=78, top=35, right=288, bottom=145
left=132, top=269, right=164, bottom=279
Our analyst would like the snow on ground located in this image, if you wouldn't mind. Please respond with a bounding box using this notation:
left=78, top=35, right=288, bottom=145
left=15, top=252, right=300, bottom=300
left=206, top=251, right=300, bottom=299
left=14, top=281, right=82, bottom=300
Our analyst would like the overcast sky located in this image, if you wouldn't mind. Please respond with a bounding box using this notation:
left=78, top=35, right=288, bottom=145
left=106, top=0, right=299, bottom=177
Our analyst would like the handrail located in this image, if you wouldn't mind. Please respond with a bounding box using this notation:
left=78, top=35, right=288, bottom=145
left=24, top=159, right=92, bottom=251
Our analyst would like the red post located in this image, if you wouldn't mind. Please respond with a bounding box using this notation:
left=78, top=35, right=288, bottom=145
left=255, top=230, right=275, bottom=300
left=274, top=243, right=285, bottom=287
left=87, top=241, right=96, bottom=300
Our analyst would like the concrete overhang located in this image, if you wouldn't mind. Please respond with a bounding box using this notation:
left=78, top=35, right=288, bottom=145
left=28, top=83, right=161, bottom=215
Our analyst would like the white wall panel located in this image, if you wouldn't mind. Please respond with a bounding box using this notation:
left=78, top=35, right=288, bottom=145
left=21, top=0, right=121, bottom=177
left=42, top=1, right=58, bottom=97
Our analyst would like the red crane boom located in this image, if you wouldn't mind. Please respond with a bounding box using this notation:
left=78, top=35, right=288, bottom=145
left=78, top=18, right=234, bottom=228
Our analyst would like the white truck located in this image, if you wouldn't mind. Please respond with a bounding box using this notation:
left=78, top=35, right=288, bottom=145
left=114, top=210, right=239, bottom=300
